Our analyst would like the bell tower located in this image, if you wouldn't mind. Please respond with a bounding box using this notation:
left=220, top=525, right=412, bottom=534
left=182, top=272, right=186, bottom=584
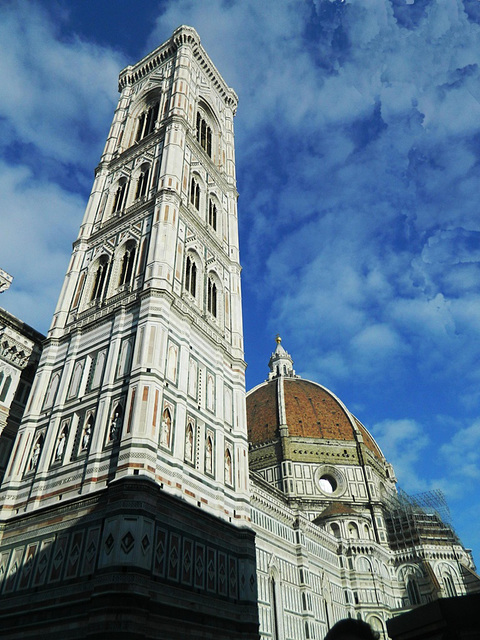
left=0, top=26, right=258, bottom=639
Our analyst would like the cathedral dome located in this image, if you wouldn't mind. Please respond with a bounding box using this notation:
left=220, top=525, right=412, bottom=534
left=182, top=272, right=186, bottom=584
left=247, top=337, right=384, bottom=462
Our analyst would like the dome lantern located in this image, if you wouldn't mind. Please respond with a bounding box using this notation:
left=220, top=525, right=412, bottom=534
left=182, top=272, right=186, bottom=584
left=268, top=335, right=296, bottom=380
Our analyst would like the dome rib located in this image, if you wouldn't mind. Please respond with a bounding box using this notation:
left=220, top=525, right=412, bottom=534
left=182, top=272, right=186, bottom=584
left=247, top=378, right=383, bottom=460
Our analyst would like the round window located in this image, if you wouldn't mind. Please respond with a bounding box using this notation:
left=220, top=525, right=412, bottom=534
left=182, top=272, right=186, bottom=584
left=318, top=474, right=337, bottom=494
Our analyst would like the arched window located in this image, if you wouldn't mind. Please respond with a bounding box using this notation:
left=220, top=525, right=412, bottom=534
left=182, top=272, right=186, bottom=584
left=196, top=112, right=212, bottom=157
left=190, top=177, right=200, bottom=210
left=161, top=407, right=172, bottom=448
left=206, top=374, right=215, bottom=412
left=112, top=180, right=128, bottom=213
left=330, top=523, right=341, bottom=538
left=188, top=359, right=198, bottom=398
left=444, top=573, right=456, bottom=597
left=407, top=577, right=421, bottom=605
left=185, top=255, right=197, bottom=297
left=68, top=361, right=84, bottom=399
left=135, top=166, right=150, bottom=199
left=207, top=277, right=217, bottom=318
left=348, top=522, right=359, bottom=539
left=43, top=372, right=60, bottom=409
left=91, top=255, right=109, bottom=301
left=119, top=242, right=137, bottom=287
left=270, top=575, right=281, bottom=640
left=135, top=101, right=159, bottom=142
left=208, top=199, right=217, bottom=230
left=0, top=374, right=12, bottom=403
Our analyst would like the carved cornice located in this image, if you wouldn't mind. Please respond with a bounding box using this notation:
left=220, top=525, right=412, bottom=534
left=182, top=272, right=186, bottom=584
left=0, top=327, right=36, bottom=368
left=118, top=26, right=238, bottom=111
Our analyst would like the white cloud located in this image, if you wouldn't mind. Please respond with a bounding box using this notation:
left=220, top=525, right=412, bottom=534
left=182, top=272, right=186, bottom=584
left=440, top=419, right=480, bottom=481
left=371, top=418, right=429, bottom=493
left=0, top=160, right=85, bottom=332
left=0, top=2, right=122, bottom=171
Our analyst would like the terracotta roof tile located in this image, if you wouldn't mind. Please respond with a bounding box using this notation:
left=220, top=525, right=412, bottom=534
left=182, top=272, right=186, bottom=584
left=246, top=378, right=383, bottom=460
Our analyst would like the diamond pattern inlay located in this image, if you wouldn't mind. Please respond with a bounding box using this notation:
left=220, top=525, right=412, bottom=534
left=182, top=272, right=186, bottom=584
left=121, top=531, right=135, bottom=554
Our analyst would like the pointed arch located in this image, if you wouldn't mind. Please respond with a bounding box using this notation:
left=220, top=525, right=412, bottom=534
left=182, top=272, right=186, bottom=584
left=116, top=239, right=138, bottom=289
left=205, top=433, right=214, bottom=475
left=0, top=374, right=12, bottom=403
left=224, top=446, right=233, bottom=485
left=54, top=422, right=69, bottom=462
left=407, top=576, right=421, bottom=605
left=29, top=433, right=44, bottom=472
left=81, top=413, right=95, bottom=452
left=134, top=162, right=151, bottom=200
left=160, top=405, right=172, bottom=448
left=185, top=419, right=194, bottom=463
left=108, top=403, right=123, bottom=442
left=111, top=176, right=129, bottom=215
left=90, top=254, right=110, bottom=302
left=43, top=371, right=61, bottom=410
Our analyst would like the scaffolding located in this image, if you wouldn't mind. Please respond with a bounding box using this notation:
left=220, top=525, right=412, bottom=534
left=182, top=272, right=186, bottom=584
left=384, top=487, right=460, bottom=552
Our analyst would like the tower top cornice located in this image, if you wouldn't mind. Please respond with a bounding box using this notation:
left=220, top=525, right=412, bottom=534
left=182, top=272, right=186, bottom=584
left=118, top=25, right=238, bottom=111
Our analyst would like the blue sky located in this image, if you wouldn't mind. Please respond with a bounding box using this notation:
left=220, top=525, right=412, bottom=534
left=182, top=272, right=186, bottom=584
left=1, top=0, right=480, bottom=565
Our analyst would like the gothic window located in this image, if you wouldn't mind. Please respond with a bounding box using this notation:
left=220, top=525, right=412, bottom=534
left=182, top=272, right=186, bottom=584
left=135, top=166, right=150, bottom=199
left=205, top=435, right=213, bottom=474
left=88, top=350, right=106, bottom=391
left=444, top=573, right=456, bottom=597
left=0, top=374, right=12, bottom=403
left=206, top=373, right=215, bottom=412
left=188, top=358, right=198, bottom=398
left=117, top=337, right=133, bottom=379
left=90, top=255, right=109, bottom=302
left=407, top=577, right=421, bottom=605
left=166, top=344, right=178, bottom=382
left=270, top=576, right=280, bottom=640
left=43, top=372, right=60, bottom=410
left=208, top=199, right=217, bottom=230
left=72, top=272, right=85, bottom=309
left=112, top=180, right=128, bottom=213
left=224, top=386, right=233, bottom=425
left=207, top=277, right=217, bottom=318
left=118, top=242, right=137, bottom=287
left=185, top=255, right=197, bottom=298
left=190, top=177, right=200, bottom=210
left=196, top=112, right=212, bottom=157
left=135, top=101, right=159, bottom=142
left=160, top=407, right=172, bottom=448
left=224, top=447, right=232, bottom=485
left=68, top=361, right=84, bottom=399
left=137, top=238, right=148, bottom=277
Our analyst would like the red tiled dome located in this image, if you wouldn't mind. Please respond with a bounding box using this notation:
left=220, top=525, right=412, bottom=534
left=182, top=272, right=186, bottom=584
left=247, top=378, right=383, bottom=460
